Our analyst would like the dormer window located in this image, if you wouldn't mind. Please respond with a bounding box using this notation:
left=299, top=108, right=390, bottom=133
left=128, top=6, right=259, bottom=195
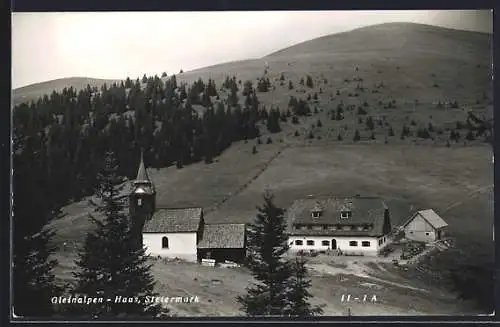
left=340, top=210, right=352, bottom=219
left=310, top=202, right=323, bottom=219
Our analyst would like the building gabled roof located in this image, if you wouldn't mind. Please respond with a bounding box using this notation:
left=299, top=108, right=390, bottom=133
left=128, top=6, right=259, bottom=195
left=286, top=196, right=389, bottom=237
left=197, top=224, right=246, bottom=249
left=143, top=207, right=202, bottom=233
left=403, top=209, right=448, bottom=230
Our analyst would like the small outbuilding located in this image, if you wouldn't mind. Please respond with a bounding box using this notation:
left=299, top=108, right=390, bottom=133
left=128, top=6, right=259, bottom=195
left=197, top=224, right=246, bottom=264
left=401, top=209, right=448, bottom=243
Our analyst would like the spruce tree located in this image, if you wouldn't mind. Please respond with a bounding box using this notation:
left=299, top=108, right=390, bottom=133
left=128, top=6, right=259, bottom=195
left=284, top=256, right=323, bottom=317
left=72, top=151, right=166, bottom=318
left=236, top=192, right=291, bottom=316
left=353, top=130, right=361, bottom=142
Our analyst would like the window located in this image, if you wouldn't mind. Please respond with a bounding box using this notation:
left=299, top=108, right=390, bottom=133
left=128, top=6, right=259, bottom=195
left=162, top=236, right=169, bottom=249
left=323, top=225, right=329, bottom=230
left=357, top=226, right=364, bottom=231
left=363, top=225, right=370, bottom=231
left=425, top=232, right=430, bottom=236
left=295, top=240, right=303, bottom=246
left=378, top=239, right=382, bottom=246
left=307, top=225, right=313, bottom=230
left=137, top=198, right=142, bottom=206
left=383, top=237, right=386, bottom=242
left=312, top=211, right=320, bottom=218
left=306, top=240, right=315, bottom=246
left=341, top=211, right=352, bottom=219
left=362, top=241, right=371, bottom=247
left=313, top=225, right=323, bottom=230
left=349, top=241, right=358, bottom=247
left=322, top=240, right=330, bottom=246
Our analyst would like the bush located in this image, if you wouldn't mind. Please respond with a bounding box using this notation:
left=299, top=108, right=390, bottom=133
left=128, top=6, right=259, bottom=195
left=266, top=137, right=273, bottom=144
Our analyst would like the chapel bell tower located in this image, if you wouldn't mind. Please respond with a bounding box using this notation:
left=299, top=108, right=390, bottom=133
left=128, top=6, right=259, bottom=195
left=129, top=150, right=156, bottom=245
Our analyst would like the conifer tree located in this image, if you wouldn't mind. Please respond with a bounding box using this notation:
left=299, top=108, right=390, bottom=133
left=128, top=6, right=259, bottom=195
left=306, top=75, right=314, bottom=88
left=353, top=130, right=361, bottom=142
left=236, top=192, right=292, bottom=316
left=284, top=256, right=323, bottom=317
left=72, top=151, right=166, bottom=318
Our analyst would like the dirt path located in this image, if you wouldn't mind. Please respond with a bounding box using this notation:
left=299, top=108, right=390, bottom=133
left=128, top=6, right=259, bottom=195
left=441, top=184, right=493, bottom=214
left=307, top=262, right=429, bottom=293
left=205, top=144, right=290, bottom=214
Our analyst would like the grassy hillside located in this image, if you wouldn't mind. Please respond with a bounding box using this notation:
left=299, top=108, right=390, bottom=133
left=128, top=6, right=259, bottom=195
left=14, top=22, right=492, bottom=110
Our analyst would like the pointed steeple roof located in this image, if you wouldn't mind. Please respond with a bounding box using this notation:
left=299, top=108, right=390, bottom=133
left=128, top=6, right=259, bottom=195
left=131, top=149, right=155, bottom=195
left=136, top=149, right=150, bottom=182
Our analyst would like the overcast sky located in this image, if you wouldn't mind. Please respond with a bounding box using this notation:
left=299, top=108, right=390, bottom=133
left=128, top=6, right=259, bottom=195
left=12, top=10, right=492, bottom=89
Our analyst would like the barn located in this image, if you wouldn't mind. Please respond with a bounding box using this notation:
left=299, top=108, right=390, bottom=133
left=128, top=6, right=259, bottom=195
left=401, top=209, right=448, bottom=243
left=197, top=224, right=246, bottom=263
left=286, top=196, right=392, bottom=256
left=142, top=207, right=204, bottom=262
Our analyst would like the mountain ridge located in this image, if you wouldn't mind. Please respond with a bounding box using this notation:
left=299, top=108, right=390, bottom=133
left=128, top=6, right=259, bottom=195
left=12, top=21, right=492, bottom=105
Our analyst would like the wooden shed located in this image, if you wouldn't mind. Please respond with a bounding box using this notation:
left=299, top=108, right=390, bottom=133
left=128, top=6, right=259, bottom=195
left=197, top=224, right=246, bottom=264
left=401, top=209, right=448, bottom=243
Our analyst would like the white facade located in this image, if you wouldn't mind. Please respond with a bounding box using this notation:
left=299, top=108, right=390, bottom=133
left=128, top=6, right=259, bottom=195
left=288, top=235, right=390, bottom=256
left=143, top=232, right=198, bottom=262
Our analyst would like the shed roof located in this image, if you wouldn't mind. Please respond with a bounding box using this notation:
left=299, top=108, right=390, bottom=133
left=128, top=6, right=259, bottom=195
left=403, top=209, right=448, bottom=229
left=143, top=207, right=202, bottom=233
left=286, top=196, right=388, bottom=237
left=197, top=224, right=246, bottom=249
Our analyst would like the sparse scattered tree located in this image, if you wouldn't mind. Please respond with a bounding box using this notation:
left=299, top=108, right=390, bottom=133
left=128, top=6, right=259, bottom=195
left=353, top=130, right=360, bottom=142
left=306, top=76, right=314, bottom=88
left=365, top=116, right=374, bottom=130
left=388, top=126, right=395, bottom=137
